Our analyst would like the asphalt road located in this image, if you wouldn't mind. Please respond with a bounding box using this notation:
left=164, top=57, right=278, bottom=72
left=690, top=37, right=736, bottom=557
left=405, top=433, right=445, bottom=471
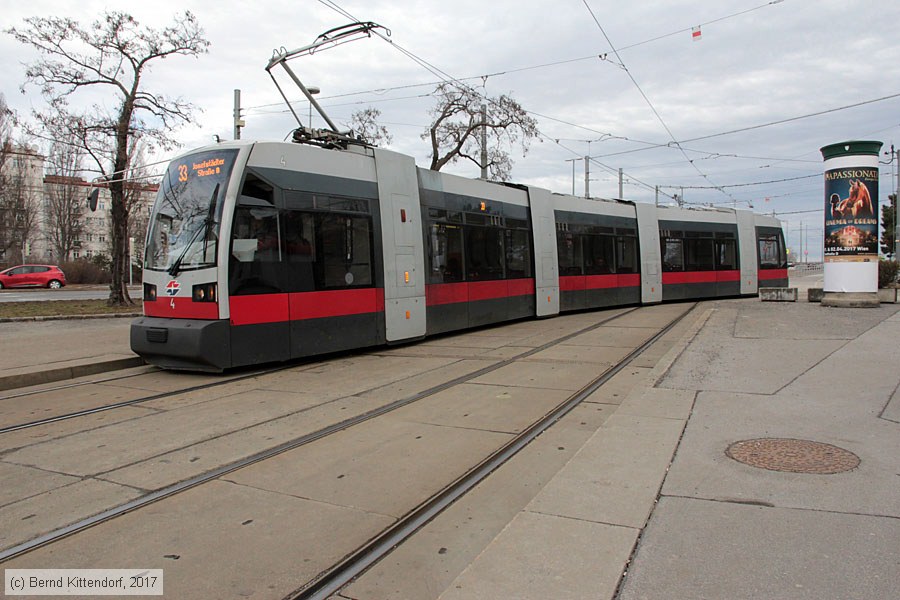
left=0, top=286, right=143, bottom=302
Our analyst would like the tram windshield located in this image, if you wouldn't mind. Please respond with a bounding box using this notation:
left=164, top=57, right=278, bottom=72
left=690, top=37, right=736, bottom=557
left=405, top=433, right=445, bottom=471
left=145, top=149, right=238, bottom=273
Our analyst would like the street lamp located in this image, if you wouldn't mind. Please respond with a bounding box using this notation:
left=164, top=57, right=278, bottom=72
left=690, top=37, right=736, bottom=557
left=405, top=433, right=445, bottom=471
left=307, top=86, right=320, bottom=128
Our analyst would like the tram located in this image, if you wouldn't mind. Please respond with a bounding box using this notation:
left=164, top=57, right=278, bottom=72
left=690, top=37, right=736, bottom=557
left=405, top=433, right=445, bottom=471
left=131, top=140, right=787, bottom=371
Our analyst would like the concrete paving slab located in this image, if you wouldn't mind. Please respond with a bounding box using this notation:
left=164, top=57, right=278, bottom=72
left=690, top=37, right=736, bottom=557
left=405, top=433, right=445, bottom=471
left=469, top=359, right=603, bottom=391
left=97, top=369, right=237, bottom=393
left=0, top=462, right=79, bottom=508
left=356, top=358, right=501, bottom=402
left=418, top=334, right=522, bottom=350
left=732, top=301, right=896, bottom=340
left=437, top=511, right=636, bottom=600
left=258, top=354, right=457, bottom=398
left=0, top=383, right=150, bottom=428
left=603, top=303, right=695, bottom=328
left=565, top=325, right=657, bottom=348
left=882, top=386, right=900, bottom=423
left=616, top=386, right=696, bottom=421
left=344, top=402, right=617, bottom=600
left=390, top=382, right=572, bottom=434
left=661, top=391, right=900, bottom=518
left=227, top=416, right=512, bottom=519
left=3, top=480, right=395, bottom=599
left=527, top=412, right=685, bottom=529
left=3, top=389, right=325, bottom=476
left=0, top=478, right=142, bottom=552
left=581, top=366, right=653, bottom=405
left=137, top=377, right=261, bottom=411
left=0, top=406, right=157, bottom=454
left=659, top=333, right=845, bottom=394
left=618, top=496, right=900, bottom=600
left=99, top=394, right=388, bottom=490
left=0, top=319, right=134, bottom=374
left=523, top=343, right=632, bottom=365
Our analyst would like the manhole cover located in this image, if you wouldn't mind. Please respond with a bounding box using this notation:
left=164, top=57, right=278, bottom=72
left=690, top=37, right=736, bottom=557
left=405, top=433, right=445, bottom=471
left=725, top=438, right=859, bottom=474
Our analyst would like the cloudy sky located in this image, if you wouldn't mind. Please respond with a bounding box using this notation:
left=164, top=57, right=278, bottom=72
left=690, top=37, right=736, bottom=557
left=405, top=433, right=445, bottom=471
left=3, top=0, right=900, bottom=260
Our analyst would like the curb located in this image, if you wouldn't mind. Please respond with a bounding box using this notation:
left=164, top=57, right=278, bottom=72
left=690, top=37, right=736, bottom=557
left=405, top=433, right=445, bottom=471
left=0, top=313, right=141, bottom=323
left=0, top=356, right=147, bottom=392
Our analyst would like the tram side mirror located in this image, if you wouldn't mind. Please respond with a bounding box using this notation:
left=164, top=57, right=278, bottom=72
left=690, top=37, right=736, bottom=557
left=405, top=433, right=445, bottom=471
left=88, top=188, right=100, bottom=212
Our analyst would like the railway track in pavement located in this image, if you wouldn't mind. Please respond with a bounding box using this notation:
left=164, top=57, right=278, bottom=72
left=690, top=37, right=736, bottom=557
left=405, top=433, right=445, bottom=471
left=1, top=302, right=699, bottom=599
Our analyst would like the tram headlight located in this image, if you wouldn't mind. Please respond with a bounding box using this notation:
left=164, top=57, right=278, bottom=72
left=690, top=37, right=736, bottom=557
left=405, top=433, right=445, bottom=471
left=192, top=282, right=217, bottom=303
left=143, top=283, right=157, bottom=301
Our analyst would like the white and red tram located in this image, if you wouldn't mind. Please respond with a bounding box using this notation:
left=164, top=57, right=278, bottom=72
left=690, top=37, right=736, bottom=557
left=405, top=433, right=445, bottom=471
left=132, top=141, right=787, bottom=371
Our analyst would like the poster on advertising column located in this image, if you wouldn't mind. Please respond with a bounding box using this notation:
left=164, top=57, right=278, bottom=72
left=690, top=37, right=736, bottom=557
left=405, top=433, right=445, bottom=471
left=823, top=167, right=879, bottom=261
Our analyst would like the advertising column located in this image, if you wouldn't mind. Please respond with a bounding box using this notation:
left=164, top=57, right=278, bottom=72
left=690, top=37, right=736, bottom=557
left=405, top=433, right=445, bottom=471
left=820, top=140, right=882, bottom=302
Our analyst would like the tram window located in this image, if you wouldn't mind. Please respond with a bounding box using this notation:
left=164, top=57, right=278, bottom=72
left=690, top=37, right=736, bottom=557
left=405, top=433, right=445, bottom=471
left=662, top=238, right=684, bottom=272
left=758, top=233, right=785, bottom=269
left=616, top=236, right=638, bottom=274
left=716, top=239, right=737, bottom=270
left=428, top=223, right=463, bottom=283
left=684, top=238, right=715, bottom=271
left=505, top=229, right=532, bottom=279
left=320, top=214, right=373, bottom=287
left=231, top=206, right=281, bottom=263
left=584, top=235, right=615, bottom=275
left=557, top=231, right=583, bottom=276
left=241, top=174, right=274, bottom=205
left=465, top=226, right=504, bottom=281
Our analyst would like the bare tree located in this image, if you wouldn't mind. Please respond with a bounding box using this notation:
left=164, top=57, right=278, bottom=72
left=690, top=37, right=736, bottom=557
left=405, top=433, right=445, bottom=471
left=8, top=11, right=209, bottom=305
left=422, top=83, right=538, bottom=181
left=346, top=107, right=393, bottom=146
left=44, top=135, right=86, bottom=261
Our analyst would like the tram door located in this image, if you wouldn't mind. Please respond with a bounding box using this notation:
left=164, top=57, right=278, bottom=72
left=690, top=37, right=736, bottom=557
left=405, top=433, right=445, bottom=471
left=374, top=149, right=427, bottom=342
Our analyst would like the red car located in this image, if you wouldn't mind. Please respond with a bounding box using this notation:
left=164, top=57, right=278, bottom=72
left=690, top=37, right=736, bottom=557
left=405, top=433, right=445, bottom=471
left=0, top=264, right=67, bottom=289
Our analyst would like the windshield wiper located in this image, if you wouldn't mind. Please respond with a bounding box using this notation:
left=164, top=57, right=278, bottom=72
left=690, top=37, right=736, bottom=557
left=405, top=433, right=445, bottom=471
left=168, top=183, right=220, bottom=277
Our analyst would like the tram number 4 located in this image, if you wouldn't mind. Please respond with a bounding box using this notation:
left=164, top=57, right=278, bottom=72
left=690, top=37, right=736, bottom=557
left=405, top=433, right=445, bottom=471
left=170, top=298, right=176, bottom=309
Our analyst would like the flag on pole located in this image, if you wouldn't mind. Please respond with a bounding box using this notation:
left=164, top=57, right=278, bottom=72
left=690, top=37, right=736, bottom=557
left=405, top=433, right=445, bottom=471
left=692, top=26, right=702, bottom=41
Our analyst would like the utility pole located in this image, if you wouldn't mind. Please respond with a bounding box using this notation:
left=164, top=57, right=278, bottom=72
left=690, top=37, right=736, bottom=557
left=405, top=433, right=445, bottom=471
left=895, top=146, right=899, bottom=259
left=233, top=89, right=244, bottom=140
left=618, top=168, right=623, bottom=199
left=480, top=104, right=488, bottom=179
left=584, top=156, right=590, bottom=199
left=655, top=185, right=659, bottom=207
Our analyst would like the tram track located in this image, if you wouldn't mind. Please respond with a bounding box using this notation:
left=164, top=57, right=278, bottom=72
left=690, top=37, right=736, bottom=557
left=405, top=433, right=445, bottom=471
left=287, top=302, right=696, bottom=600
left=0, top=303, right=694, bottom=571
left=0, top=363, right=299, bottom=436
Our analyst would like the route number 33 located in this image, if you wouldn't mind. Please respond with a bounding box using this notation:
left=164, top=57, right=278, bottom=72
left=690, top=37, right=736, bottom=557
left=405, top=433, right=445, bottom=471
left=178, top=164, right=189, bottom=182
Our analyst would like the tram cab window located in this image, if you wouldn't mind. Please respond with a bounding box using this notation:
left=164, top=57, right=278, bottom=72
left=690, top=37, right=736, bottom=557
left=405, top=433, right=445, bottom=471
left=231, top=205, right=281, bottom=263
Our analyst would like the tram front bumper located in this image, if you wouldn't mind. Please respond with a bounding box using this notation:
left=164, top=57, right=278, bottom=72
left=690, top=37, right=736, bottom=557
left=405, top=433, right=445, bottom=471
left=130, top=316, right=231, bottom=372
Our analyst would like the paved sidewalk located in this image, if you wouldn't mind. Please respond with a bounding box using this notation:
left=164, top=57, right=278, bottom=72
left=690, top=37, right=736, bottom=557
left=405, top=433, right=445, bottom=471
left=439, top=287, right=899, bottom=599
left=0, top=318, right=142, bottom=390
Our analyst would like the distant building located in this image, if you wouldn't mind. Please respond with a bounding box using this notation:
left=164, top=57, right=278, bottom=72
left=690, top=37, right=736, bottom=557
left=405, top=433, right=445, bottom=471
left=0, top=144, right=158, bottom=265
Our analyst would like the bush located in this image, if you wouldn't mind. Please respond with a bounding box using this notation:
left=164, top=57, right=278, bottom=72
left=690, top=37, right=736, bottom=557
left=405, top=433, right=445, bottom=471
left=59, top=259, right=111, bottom=284
left=879, top=259, right=899, bottom=288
